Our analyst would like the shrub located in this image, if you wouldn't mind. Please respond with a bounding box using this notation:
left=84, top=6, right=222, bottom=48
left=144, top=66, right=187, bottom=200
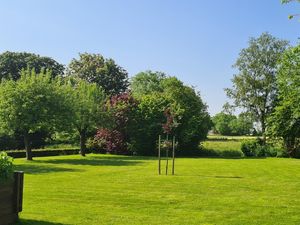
left=241, top=139, right=262, bottom=157
left=93, top=128, right=128, bottom=155
left=0, top=151, right=14, bottom=184
left=241, top=139, right=279, bottom=157
left=86, top=138, right=106, bottom=153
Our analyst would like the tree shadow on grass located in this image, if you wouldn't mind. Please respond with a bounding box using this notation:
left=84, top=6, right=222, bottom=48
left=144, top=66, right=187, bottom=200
left=14, top=164, right=83, bottom=175
left=14, top=219, right=69, bottom=225
left=175, top=174, right=244, bottom=179
left=34, top=155, right=143, bottom=167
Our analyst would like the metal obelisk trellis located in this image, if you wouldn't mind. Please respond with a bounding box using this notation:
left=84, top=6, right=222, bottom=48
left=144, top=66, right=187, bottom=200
left=158, top=135, right=176, bottom=175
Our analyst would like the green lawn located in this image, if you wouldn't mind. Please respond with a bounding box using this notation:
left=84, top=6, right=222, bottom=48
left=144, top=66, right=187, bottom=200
left=14, top=154, right=300, bottom=225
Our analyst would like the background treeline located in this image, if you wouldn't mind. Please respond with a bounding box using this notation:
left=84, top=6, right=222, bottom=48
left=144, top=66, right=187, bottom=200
left=2, top=31, right=300, bottom=160
left=0, top=52, right=211, bottom=159
left=213, top=33, right=300, bottom=158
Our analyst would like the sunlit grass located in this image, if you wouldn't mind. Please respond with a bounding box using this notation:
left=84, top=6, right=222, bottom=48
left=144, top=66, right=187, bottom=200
left=13, top=154, right=300, bottom=225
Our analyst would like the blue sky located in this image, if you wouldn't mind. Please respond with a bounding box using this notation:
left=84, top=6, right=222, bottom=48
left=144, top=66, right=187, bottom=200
left=1, top=0, right=300, bottom=115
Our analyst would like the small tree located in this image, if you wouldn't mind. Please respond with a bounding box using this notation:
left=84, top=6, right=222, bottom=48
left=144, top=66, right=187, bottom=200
left=0, top=69, right=71, bottom=160
left=68, top=78, right=108, bottom=156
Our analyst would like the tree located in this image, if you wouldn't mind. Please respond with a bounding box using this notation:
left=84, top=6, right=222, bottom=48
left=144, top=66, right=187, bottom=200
left=225, top=33, right=289, bottom=141
left=0, top=51, right=64, bottom=81
left=0, top=69, right=72, bottom=160
left=267, top=45, right=300, bottom=157
left=212, top=112, right=236, bottom=135
left=212, top=112, right=253, bottom=136
left=68, top=53, right=129, bottom=96
left=130, top=71, right=166, bottom=97
left=131, top=72, right=211, bottom=155
left=93, top=92, right=139, bottom=155
left=68, top=78, right=108, bottom=156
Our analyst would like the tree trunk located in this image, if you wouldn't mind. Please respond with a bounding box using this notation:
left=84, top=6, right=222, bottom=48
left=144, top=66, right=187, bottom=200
left=24, top=133, right=32, bottom=160
left=261, top=114, right=266, bottom=144
left=284, top=136, right=296, bottom=158
left=79, top=131, right=87, bottom=157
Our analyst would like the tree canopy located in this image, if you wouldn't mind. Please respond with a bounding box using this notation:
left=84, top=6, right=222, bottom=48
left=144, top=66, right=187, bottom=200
left=0, top=51, right=64, bottom=81
left=68, top=53, right=129, bottom=96
left=0, top=69, right=72, bottom=160
left=225, top=33, right=289, bottom=139
left=130, top=72, right=211, bottom=155
left=67, top=78, right=108, bottom=156
left=267, top=45, right=300, bottom=157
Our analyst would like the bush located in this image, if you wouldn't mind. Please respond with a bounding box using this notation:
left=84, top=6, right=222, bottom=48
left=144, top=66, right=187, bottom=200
left=86, top=138, right=106, bottom=153
left=0, top=151, right=14, bottom=184
left=241, top=139, right=279, bottom=157
left=93, top=128, right=128, bottom=155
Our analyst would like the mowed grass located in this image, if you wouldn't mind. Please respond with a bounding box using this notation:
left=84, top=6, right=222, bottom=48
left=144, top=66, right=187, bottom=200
left=13, top=154, right=300, bottom=225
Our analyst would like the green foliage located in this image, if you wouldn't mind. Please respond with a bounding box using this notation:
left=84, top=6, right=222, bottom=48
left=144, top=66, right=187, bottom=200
left=0, top=69, right=73, bottom=160
left=68, top=53, right=128, bottom=95
left=0, top=151, right=14, bottom=184
left=66, top=78, right=108, bottom=156
left=267, top=45, right=300, bottom=158
left=282, top=0, right=300, bottom=4
left=212, top=112, right=253, bottom=136
left=130, top=72, right=211, bottom=155
left=226, top=33, right=289, bottom=136
left=0, top=51, right=64, bottom=81
left=241, top=139, right=278, bottom=157
left=212, top=112, right=236, bottom=135
left=130, top=71, right=166, bottom=97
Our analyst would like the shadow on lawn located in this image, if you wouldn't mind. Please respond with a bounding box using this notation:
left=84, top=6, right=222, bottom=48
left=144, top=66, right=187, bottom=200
left=15, top=219, right=69, bottom=225
left=35, top=156, right=144, bottom=167
left=176, top=174, right=243, bottom=179
left=14, top=164, right=83, bottom=174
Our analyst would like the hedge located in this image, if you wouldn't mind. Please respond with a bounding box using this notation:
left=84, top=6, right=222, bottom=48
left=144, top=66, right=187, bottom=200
left=6, top=149, right=81, bottom=159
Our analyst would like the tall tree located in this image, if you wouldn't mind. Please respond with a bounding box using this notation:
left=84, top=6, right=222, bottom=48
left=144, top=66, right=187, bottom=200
left=0, top=69, right=72, bottom=160
left=68, top=78, right=108, bottom=156
left=267, top=45, right=300, bottom=157
left=0, top=51, right=64, bottom=81
left=68, top=53, right=129, bottom=96
left=225, top=33, right=288, bottom=140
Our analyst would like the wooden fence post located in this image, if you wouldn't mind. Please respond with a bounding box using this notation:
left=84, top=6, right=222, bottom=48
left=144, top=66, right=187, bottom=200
left=172, top=136, right=175, bottom=175
left=166, top=134, right=169, bottom=175
left=158, top=135, right=161, bottom=175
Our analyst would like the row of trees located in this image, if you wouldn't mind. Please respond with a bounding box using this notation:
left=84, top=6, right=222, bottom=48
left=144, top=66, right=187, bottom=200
left=0, top=52, right=211, bottom=160
left=212, top=112, right=253, bottom=136
left=225, top=32, right=300, bottom=157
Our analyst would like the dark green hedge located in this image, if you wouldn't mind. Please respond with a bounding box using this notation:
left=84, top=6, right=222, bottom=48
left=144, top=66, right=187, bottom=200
left=6, top=149, right=81, bottom=158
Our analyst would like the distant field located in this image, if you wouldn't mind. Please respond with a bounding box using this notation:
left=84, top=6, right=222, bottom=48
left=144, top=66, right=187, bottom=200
left=200, top=135, right=251, bottom=158
left=207, top=134, right=258, bottom=140
left=14, top=154, right=300, bottom=225
left=202, top=140, right=242, bottom=151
